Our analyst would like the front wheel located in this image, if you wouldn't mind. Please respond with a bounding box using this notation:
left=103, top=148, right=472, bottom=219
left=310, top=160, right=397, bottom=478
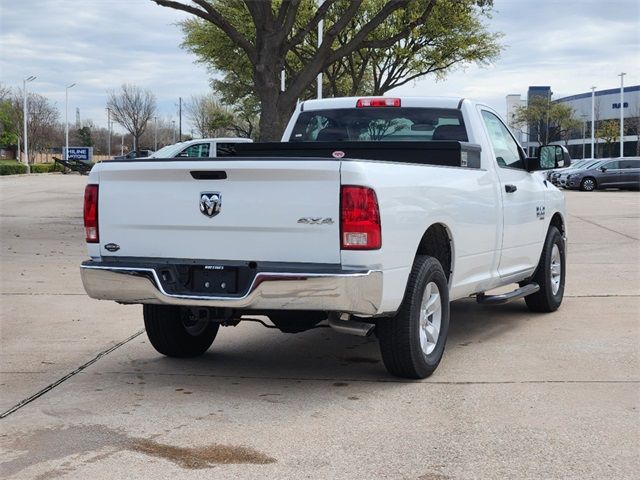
left=144, top=305, right=219, bottom=357
left=377, top=256, right=450, bottom=379
left=524, top=226, right=566, bottom=312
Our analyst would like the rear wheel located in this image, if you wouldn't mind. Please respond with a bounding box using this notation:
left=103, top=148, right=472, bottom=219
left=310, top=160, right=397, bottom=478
left=524, top=226, right=566, bottom=312
left=378, top=256, right=450, bottom=379
left=580, top=177, right=596, bottom=191
left=143, top=305, right=219, bottom=357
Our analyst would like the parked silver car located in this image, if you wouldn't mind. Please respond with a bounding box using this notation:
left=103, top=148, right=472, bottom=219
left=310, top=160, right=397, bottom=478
left=565, top=158, right=640, bottom=191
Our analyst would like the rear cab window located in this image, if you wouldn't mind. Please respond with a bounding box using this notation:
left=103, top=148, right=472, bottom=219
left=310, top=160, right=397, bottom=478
left=288, top=108, right=468, bottom=143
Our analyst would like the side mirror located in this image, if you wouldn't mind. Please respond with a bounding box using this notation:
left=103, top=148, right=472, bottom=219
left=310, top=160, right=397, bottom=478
left=525, top=145, right=571, bottom=172
left=600, top=166, right=607, bottom=172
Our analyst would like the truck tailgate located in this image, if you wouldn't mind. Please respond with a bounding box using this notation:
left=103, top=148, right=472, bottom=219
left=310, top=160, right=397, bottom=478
left=96, top=160, right=341, bottom=264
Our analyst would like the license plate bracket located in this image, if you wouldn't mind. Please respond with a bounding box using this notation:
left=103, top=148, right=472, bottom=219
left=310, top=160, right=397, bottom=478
left=190, top=265, right=238, bottom=294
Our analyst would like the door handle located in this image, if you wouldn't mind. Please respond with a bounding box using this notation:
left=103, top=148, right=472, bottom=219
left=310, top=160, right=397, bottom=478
left=505, top=184, right=517, bottom=193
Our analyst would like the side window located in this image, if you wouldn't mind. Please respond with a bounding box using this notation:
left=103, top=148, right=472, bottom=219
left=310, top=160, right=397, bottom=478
left=179, top=143, right=211, bottom=158
left=603, top=161, right=619, bottom=170
left=481, top=110, right=523, bottom=169
left=620, top=160, right=639, bottom=169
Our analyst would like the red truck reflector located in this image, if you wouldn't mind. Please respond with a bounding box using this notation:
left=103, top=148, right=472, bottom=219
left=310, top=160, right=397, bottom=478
left=84, top=184, right=99, bottom=243
left=356, top=97, right=401, bottom=108
left=341, top=186, right=381, bottom=250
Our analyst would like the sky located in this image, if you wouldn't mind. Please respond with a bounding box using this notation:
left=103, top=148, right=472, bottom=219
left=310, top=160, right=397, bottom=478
left=1, top=0, right=639, bottom=135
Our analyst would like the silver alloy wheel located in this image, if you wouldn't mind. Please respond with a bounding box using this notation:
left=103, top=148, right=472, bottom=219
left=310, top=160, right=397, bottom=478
left=550, top=244, right=562, bottom=295
left=582, top=178, right=595, bottom=191
left=419, top=281, right=442, bottom=355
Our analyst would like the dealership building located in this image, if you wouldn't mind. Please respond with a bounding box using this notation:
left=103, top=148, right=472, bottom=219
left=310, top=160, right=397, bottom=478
left=506, top=85, right=640, bottom=158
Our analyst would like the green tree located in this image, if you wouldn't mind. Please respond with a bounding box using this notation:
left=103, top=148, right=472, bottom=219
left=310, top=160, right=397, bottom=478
left=513, top=97, right=580, bottom=146
left=597, top=119, right=619, bottom=157
left=0, top=84, right=19, bottom=147
left=153, top=0, right=500, bottom=141
left=76, top=126, right=93, bottom=147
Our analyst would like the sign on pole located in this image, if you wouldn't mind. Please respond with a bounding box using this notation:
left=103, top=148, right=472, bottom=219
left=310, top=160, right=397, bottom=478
left=63, top=147, right=93, bottom=162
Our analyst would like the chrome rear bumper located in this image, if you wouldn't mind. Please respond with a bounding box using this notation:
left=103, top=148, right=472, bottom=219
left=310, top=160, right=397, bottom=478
left=80, top=262, right=383, bottom=315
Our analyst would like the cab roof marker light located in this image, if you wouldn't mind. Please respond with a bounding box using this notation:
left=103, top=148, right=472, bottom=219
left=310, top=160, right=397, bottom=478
left=356, top=97, right=401, bottom=108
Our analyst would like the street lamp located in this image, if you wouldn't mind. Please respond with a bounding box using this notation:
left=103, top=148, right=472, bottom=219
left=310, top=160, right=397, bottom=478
left=65, top=83, right=76, bottom=160
left=22, top=76, right=36, bottom=173
left=618, top=72, right=626, bottom=158
left=106, top=108, right=111, bottom=158
left=590, top=86, right=596, bottom=159
left=154, top=116, right=158, bottom=151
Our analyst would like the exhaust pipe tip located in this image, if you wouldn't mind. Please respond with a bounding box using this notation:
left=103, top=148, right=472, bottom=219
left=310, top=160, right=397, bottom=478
left=328, top=314, right=375, bottom=337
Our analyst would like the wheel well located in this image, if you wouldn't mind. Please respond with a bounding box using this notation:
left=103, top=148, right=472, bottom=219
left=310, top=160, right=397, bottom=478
left=416, top=224, right=452, bottom=280
left=550, top=212, right=565, bottom=236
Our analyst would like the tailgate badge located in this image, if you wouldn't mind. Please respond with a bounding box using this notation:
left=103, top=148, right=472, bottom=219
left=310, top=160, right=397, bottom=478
left=332, top=150, right=345, bottom=159
left=104, top=243, right=120, bottom=252
left=200, top=192, right=222, bottom=218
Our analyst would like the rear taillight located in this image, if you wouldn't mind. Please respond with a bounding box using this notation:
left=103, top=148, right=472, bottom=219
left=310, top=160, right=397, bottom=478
left=84, top=184, right=99, bottom=243
left=340, top=186, right=381, bottom=250
left=356, top=97, right=401, bottom=107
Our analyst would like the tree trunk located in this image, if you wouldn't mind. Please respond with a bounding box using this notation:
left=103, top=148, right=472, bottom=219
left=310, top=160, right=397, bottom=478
left=254, top=63, right=297, bottom=142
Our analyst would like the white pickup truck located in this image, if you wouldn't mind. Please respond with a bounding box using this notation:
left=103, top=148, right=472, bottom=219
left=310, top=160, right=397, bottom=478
left=81, top=97, right=570, bottom=379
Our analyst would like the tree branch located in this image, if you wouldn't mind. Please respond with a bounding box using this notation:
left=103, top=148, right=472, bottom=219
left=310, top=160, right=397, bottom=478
left=285, top=0, right=339, bottom=50
left=151, top=0, right=256, bottom=61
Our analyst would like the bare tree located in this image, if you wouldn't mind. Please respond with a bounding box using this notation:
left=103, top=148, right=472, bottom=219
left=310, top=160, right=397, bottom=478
left=185, top=93, right=218, bottom=137
left=8, top=90, right=60, bottom=163
left=107, top=84, right=156, bottom=151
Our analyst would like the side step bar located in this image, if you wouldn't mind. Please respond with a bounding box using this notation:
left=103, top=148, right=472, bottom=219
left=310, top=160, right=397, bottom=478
left=476, top=283, right=540, bottom=305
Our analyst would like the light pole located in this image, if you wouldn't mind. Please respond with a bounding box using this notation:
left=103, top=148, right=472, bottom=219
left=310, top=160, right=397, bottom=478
left=581, top=114, right=588, bottom=159
left=545, top=90, right=551, bottom=144
left=590, top=86, right=596, bottom=159
left=178, top=97, right=182, bottom=142
left=153, top=116, right=158, bottom=151
left=618, top=72, right=626, bottom=158
left=317, top=17, right=323, bottom=99
left=22, top=76, right=36, bottom=173
left=65, top=83, right=76, bottom=160
left=172, top=120, right=176, bottom=143
left=106, top=108, right=111, bottom=158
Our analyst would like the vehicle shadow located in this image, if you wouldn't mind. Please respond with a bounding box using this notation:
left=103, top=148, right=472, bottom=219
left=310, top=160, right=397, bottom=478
left=113, top=297, right=535, bottom=388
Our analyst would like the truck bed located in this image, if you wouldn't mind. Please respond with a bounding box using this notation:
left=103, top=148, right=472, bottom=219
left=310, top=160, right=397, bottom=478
left=108, top=141, right=481, bottom=169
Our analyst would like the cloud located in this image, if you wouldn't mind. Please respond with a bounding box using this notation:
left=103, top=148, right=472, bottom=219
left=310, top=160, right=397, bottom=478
left=0, top=0, right=210, bottom=131
left=391, top=0, right=640, bottom=115
left=0, top=0, right=638, bottom=131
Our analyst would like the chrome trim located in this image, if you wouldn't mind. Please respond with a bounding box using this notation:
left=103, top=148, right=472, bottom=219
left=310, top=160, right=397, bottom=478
left=80, top=263, right=383, bottom=315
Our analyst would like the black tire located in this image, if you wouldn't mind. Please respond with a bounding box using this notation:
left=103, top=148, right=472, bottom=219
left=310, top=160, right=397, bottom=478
left=524, top=226, right=565, bottom=312
left=580, top=177, right=597, bottom=191
left=377, top=256, right=450, bottom=379
left=143, top=305, right=219, bottom=357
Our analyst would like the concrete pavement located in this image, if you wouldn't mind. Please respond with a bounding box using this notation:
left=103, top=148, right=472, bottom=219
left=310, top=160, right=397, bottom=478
left=1, top=174, right=638, bottom=479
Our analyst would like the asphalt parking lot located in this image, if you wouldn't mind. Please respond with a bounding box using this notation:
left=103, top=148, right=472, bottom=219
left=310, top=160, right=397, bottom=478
left=1, top=174, right=638, bottom=479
